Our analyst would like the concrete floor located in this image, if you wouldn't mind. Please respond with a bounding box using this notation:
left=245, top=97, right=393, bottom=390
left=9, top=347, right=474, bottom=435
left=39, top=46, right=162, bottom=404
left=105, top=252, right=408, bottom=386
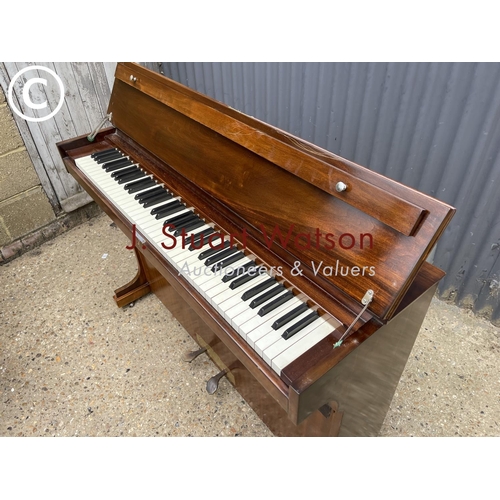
left=1, top=212, right=499, bottom=437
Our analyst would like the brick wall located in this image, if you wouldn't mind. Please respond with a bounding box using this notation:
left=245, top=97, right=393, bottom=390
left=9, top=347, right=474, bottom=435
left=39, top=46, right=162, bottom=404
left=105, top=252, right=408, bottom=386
left=0, top=86, right=100, bottom=263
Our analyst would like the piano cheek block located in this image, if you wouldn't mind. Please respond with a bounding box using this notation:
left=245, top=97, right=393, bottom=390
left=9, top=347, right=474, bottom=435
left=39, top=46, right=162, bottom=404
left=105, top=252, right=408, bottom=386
left=58, top=62, right=455, bottom=437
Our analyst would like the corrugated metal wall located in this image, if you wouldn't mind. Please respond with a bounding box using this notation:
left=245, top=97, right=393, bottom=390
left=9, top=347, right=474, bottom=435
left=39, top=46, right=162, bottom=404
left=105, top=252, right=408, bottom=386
left=157, top=62, right=500, bottom=324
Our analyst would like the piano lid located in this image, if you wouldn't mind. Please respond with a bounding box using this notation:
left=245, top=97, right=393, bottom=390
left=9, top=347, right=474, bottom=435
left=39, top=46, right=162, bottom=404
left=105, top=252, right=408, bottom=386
left=106, top=62, right=455, bottom=321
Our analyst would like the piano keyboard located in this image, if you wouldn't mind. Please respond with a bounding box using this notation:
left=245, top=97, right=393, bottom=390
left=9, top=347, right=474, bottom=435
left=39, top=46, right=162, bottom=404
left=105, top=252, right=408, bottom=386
left=75, top=147, right=340, bottom=376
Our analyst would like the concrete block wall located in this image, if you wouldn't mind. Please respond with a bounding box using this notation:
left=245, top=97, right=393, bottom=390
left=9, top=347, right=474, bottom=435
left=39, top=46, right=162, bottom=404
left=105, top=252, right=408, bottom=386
left=0, top=86, right=100, bottom=264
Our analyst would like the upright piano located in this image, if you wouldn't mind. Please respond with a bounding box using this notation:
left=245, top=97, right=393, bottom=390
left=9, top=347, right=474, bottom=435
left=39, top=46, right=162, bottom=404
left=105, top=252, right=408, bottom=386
left=57, top=62, right=455, bottom=436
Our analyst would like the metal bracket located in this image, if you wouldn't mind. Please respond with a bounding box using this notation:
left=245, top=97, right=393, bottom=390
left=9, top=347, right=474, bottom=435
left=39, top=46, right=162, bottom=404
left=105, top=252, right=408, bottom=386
left=333, top=289, right=374, bottom=348
left=87, top=113, right=112, bottom=142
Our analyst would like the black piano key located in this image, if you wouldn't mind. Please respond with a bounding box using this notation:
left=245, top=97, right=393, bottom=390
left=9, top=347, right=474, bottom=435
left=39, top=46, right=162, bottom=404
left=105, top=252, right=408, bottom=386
left=92, top=147, right=118, bottom=156
left=179, top=219, right=205, bottom=236
left=241, top=277, right=277, bottom=301
left=103, top=156, right=131, bottom=168
left=164, top=211, right=195, bottom=227
left=158, top=202, right=186, bottom=220
left=111, top=166, right=138, bottom=178
left=282, top=311, right=319, bottom=340
left=104, top=160, right=134, bottom=172
left=272, top=303, right=309, bottom=330
left=142, top=193, right=179, bottom=211
left=249, top=284, right=285, bottom=309
left=112, top=168, right=141, bottom=181
left=91, top=147, right=116, bottom=159
left=171, top=211, right=199, bottom=224
left=173, top=216, right=203, bottom=236
left=143, top=192, right=174, bottom=208
left=151, top=200, right=179, bottom=215
left=210, top=251, right=245, bottom=273
left=96, top=151, right=123, bottom=163
left=198, top=240, right=230, bottom=260
left=125, top=178, right=156, bottom=193
left=189, top=228, right=216, bottom=250
left=143, top=191, right=172, bottom=204
left=204, top=246, right=239, bottom=267
left=117, top=171, right=145, bottom=184
left=258, top=290, right=294, bottom=317
left=229, top=267, right=264, bottom=289
left=166, top=214, right=198, bottom=233
left=136, top=186, right=164, bottom=200
left=94, top=150, right=121, bottom=162
left=221, top=261, right=256, bottom=282
left=104, top=161, right=131, bottom=171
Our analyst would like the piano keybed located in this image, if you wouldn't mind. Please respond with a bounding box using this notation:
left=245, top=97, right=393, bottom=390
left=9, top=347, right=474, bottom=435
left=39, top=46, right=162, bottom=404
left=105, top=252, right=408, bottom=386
left=75, top=147, right=340, bottom=377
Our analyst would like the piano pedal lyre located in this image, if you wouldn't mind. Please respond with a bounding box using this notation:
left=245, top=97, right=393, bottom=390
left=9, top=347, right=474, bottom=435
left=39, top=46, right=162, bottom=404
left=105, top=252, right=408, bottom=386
left=183, top=346, right=207, bottom=363
left=206, top=369, right=229, bottom=395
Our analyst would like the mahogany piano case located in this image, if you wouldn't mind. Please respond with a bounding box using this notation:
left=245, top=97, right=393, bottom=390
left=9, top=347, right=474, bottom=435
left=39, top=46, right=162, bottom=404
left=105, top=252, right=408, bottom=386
left=57, top=62, right=455, bottom=436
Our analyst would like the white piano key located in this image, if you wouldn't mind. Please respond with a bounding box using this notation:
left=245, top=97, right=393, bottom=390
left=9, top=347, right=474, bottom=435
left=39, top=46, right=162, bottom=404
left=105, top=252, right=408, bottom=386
left=196, top=259, right=254, bottom=294
left=231, top=295, right=302, bottom=334
left=222, top=288, right=289, bottom=325
left=208, top=274, right=269, bottom=307
left=240, top=300, right=302, bottom=344
left=254, top=310, right=313, bottom=357
left=74, top=151, right=340, bottom=376
left=271, top=319, right=339, bottom=375
left=262, top=316, right=328, bottom=364
left=188, top=255, right=253, bottom=297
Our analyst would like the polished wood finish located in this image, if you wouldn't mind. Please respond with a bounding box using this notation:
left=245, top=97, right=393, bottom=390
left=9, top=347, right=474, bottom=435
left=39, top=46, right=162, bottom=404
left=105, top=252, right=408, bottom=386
left=109, top=62, right=455, bottom=321
left=56, top=63, right=455, bottom=436
left=126, top=245, right=343, bottom=437
left=114, top=64, right=426, bottom=237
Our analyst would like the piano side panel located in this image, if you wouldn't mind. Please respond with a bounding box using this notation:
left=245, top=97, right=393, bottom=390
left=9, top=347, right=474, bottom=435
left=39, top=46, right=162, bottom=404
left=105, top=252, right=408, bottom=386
left=281, top=261, right=445, bottom=386
left=289, top=284, right=438, bottom=435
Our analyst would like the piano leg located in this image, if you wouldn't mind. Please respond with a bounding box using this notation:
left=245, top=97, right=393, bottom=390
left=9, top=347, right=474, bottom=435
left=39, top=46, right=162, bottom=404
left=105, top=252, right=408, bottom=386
left=113, top=248, right=152, bottom=307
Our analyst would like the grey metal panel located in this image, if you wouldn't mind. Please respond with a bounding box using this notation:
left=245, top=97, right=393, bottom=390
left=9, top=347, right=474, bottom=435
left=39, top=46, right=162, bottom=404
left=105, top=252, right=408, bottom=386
left=159, top=62, right=500, bottom=323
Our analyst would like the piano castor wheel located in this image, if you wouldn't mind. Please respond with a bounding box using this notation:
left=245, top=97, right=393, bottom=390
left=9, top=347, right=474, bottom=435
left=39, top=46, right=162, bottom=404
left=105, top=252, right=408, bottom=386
left=206, top=369, right=228, bottom=395
left=183, top=346, right=207, bottom=363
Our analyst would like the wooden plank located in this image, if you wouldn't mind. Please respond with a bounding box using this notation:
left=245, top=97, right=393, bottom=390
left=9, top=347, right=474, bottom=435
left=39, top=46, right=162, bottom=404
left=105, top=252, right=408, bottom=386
left=59, top=191, right=93, bottom=212
left=103, top=62, right=117, bottom=91
left=53, top=62, right=91, bottom=137
left=0, top=63, right=61, bottom=213
left=38, top=62, right=78, bottom=141
left=88, top=62, right=113, bottom=118
left=70, top=62, right=104, bottom=132
left=3, top=62, right=70, bottom=202
left=16, top=62, right=80, bottom=199
left=1, top=62, right=116, bottom=211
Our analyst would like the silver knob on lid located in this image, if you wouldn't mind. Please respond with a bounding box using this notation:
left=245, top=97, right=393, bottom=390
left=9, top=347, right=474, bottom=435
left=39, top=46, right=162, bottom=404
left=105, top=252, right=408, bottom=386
left=336, top=181, right=348, bottom=192
left=129, top=75, right=137, bottom=83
